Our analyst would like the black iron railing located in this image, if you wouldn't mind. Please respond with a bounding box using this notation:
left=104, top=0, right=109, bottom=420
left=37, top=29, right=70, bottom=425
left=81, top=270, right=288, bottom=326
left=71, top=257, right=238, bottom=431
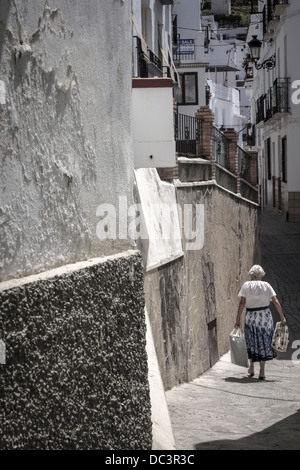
left=174, top=113, right=201, bottom=156
left=174, top=114, right=231, bottom=171
left=263, top=1, right=274, bottom=35
left=174, top=114, right=257, bottom=188
left=265, top=88, right=273, bottom=121
left=133, top=36, right=148, bottom=78
left=147, top=49, right=162, bottom=72
left=238, top=146, right=251, bottom=183
left=133, top=36, right=163, bottom=78
left=212, top=126, right=230, bottom=170
left=272, top=78, right=290, bottom=114
left=263, top=0, right=288, bottom=34
left=256, top=78, right=290, bottom=123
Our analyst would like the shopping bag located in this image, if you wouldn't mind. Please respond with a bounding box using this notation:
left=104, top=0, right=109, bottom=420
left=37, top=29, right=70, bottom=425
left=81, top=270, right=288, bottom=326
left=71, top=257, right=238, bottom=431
left=272, top=322, right=289, bottom=352
left=229, top=328, right=248, bottom=368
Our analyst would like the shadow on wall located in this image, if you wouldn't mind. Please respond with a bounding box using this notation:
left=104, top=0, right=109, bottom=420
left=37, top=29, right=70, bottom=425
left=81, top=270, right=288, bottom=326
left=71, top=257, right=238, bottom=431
left=0, top=1, right=11, bottom=64
left=194, top=409, right=300, bottom=450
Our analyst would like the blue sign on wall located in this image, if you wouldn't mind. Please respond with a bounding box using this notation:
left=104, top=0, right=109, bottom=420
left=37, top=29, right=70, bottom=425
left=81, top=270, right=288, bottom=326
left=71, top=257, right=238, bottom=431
left=178, top=39, right=195, bottom=55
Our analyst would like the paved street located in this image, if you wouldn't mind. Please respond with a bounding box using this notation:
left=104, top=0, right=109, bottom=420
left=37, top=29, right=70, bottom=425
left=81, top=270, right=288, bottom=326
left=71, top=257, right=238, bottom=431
left=165, top=208, right=300, bottom=450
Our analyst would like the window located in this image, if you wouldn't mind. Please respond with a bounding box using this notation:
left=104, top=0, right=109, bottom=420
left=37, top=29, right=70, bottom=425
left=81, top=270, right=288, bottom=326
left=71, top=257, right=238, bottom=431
left=174, top=72, right=198, bottom=106
left=282, top=137, right=287, bottom=183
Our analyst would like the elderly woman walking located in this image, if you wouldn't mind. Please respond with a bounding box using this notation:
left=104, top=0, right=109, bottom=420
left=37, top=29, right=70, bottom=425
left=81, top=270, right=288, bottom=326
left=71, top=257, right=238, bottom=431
left=235, top=265, right=286, bottom=380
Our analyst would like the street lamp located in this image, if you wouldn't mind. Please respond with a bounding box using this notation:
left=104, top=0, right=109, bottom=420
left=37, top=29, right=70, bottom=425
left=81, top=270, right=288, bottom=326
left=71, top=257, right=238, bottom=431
left=248, top=35, right=276, bottom=71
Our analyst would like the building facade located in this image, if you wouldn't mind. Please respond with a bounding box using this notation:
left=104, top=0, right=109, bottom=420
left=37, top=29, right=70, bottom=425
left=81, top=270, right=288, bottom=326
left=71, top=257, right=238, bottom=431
left=203, top=15, right=249, bottom=144
left=245, top=0, right=300, bottom=221
left=131, top=0, right=177, bottom=169
left=0, top=0, right=153, bottom=450
left=132, top=0, right=177, bottom=83
left=172, top=1, right=249, bottom=146
left=172, top=0, right=208, bottom=115
left=0, top=0, right=261, bottom=450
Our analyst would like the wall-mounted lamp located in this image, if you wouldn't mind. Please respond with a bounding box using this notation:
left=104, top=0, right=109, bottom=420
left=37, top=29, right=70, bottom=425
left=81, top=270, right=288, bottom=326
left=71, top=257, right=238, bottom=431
left=248, top=35, right=276, bottom=71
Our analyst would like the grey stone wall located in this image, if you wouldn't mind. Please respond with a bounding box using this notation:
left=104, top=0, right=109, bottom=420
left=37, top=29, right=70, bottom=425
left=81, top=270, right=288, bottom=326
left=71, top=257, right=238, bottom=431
left=0, top=250, right=152, bottom=450
left=145, top=182, right=260, bottom=391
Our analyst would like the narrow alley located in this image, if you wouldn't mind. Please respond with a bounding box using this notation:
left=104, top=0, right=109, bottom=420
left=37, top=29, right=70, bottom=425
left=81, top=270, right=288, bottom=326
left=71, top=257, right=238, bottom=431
left=165, top=208, right=300, bottom=450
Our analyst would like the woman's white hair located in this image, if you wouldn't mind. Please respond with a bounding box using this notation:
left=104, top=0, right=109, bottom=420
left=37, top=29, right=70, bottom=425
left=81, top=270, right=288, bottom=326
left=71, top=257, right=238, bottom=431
left=249, top=264, right=266, bottom=280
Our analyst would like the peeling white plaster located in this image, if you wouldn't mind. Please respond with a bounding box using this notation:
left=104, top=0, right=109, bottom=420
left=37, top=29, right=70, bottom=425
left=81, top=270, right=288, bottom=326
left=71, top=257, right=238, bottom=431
left=135, top=168, right=183, bottom=271
left=0, top=0, right=134, bottom=281
left=0, top=81, right=6, bottom=105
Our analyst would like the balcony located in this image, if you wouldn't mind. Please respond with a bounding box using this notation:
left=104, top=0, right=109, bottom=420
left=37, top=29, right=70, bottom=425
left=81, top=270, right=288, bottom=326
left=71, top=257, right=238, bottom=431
left=271, top=78, right=291, bottom=116
left=133, top=36, right=164, bottom=79
left=256, top=78, right=290, bottom=124
left=147, top=49, right=163, bottom=76
left=263, top=0, right=289, bottom=39
left=273, top=0, right=289, bottom=16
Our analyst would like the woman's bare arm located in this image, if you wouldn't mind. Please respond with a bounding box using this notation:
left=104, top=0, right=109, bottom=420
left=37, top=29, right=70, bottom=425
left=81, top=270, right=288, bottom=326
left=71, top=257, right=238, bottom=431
left=235, top=297, right=246, bottom=328
left=272, top=296, right=286, bottom=325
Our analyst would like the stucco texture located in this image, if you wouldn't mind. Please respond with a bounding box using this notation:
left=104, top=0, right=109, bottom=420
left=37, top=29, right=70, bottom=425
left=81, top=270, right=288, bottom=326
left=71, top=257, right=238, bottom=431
left=0, top=251, right=152, bottom=450
left=0, top=0, right=134, bottom=282
left=145, top=183, right=259, bottom=391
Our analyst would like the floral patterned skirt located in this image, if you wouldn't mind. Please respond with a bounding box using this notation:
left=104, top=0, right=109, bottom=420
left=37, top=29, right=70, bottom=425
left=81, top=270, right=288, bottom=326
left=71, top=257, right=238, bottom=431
left=244, top=308, right=277, bottom=362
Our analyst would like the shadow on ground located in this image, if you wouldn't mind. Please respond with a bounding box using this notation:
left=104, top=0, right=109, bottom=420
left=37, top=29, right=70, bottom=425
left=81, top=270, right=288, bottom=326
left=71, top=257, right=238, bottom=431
left=224, top=376, right=276, bottom=384
left=194, top=409, right=300, bottom=450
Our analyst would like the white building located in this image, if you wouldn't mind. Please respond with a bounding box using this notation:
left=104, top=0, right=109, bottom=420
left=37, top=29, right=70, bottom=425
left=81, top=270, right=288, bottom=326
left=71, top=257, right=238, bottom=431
left=132, top=0, right=177, bottom=82
left=203, top=15, right=250, bottom=145
left=172, top=1, right=249, bottom=147
left=172, top=0, right=208, bottom=115
left=245, top=0, right=300, bottom=221
left=131, top=0, right=181, bottom=270
left=131, top=0, right=176, bottom=171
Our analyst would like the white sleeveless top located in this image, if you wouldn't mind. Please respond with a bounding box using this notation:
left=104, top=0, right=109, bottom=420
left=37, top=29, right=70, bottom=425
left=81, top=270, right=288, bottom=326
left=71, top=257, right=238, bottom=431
left=238, top=281, right=276, bottom=309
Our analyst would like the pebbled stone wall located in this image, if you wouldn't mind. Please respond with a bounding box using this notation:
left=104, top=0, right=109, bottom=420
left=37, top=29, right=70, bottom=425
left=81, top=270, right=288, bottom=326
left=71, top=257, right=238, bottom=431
left=0, top=250, right=152, bottom=450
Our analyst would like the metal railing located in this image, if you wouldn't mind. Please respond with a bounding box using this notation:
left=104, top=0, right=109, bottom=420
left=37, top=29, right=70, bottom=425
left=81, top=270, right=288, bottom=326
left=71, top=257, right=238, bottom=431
left=212, top=126, right=230, bottom=170
left=133, top=36, right=163, bottom=78
left=174, top=114, right=258, bottom=189
left=263, top=0, right=288, bottom=34
left=272, top=77, right=290, bottom=114
left=263, top=1, right=276, bottom=35
left=238, top=146, right=251, bottom=183
left=256, top=78, right=290, bottom=123
left=174, top=114, right=232, bottom=171
left=147, top=49, right=162, bottom=72
left=133, top=36, right=148, bottom=78
left=174, top=113, right=201, bottom=156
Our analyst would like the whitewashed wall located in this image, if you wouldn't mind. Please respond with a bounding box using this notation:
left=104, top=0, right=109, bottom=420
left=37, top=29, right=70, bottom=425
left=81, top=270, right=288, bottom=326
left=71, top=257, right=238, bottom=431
left=0, top=0, right=134, bottom=281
